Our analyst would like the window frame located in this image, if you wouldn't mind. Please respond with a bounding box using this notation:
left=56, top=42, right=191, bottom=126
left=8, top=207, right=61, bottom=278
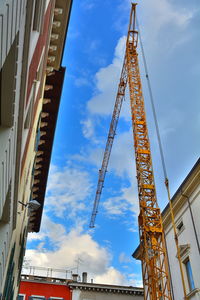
left=176, top=218, right=185, bottom=235
left=49, top=298, right=64, bottom=300
left=18, top=295, right=26, bottom=300
left=29, top=296, right=46, bottom=300
left=32, top=0, right=46, bottom=33
left=184, top=258, right=195, bottom=292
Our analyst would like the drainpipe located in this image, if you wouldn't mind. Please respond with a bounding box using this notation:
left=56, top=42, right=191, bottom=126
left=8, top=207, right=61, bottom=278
left=181, top=190, right=200, bottom=255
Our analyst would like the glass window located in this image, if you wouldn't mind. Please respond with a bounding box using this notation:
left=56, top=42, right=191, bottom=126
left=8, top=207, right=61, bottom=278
left=29, top=297, right=45, bottom=300
left=49, top=298, right=64, bottom=300
left=32, top=0, right=45, bottom=33
left=18, top=295, right=25, bottom=300
left=185, top=259, right=195, bottom=291
left=177, top=221, right=183, bottom=232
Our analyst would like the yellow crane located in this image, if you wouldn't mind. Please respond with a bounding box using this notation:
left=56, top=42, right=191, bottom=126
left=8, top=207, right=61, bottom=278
left=89, top=4, right=172, bottom=300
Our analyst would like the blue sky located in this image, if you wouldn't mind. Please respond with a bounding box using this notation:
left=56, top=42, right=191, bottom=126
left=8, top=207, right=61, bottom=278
left=25, top=0, right=200, bottom=287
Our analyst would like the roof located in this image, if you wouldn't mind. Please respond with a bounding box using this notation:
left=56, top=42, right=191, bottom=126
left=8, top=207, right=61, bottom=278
left=68, top=282, right=144, bottom=295
left=29, top=67, right=65, bottom=232
left=132, top=157, right=200, bottom=259
left=47, top=0, right=73, bottom=71
left=21, top=275, right=69, bottom=285
left=162, top=157, right=200, bottom=217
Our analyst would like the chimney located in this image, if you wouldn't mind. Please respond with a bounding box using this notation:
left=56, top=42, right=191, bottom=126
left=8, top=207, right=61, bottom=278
left=72, top=274, right=78, bottom=282
left=82, top=272, right=87, bottom=283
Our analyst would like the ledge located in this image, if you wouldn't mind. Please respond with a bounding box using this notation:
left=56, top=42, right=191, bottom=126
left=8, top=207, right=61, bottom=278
left=29, top=67, right=65, bottom=232
left=187, top=288, right=200, bottom=299
left=68, top=282, right=144, bottom=296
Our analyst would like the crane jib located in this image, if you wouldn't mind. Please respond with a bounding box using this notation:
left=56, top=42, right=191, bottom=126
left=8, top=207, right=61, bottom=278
left=90, top=4, right=172, bottom=300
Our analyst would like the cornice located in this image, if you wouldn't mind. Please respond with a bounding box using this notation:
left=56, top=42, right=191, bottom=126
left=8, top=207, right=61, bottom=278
left=68, top=282, right=144, bottom=296
left=162, top=158, right=200, bottom=227
left=46, top=0, right=73, bottom=72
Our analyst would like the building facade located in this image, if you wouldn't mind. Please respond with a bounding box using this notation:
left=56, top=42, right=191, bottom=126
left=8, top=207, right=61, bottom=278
left=19, top=274, right=71, bottom=300
left=0, top=0, right=72, bottom=298
left=162, top=158, right=200, bottom=300
left=69, top=281, right=143, bottom=300
left=19, top=272, right=143, bottom=300
left=133, top=158, right=200, bottom=300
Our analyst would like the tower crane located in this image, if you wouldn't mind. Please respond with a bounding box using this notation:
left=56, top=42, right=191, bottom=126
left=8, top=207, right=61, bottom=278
left=90, top=4, right=172, bottom=300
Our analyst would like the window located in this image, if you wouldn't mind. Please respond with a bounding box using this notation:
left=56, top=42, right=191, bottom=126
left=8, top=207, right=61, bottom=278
left=3, top=244, right=15, bottom=299
left=0, top=34, right=18, bottom=127
left=18, top=295, right=25, bottom=300
left=34, top=112, right=42, bottom=151
left=18, top=228, right=27, bottom=284
left=176, top=219, right=184, bottom=234
left=29, top=296, right=45, bottom=300
left=184, top=259, right=195, bottom=291
left=49, top=298, right=64, bottom=300
left=24, top=94, right=34, bottom=129
left=32, top=0, right=45, bottom=32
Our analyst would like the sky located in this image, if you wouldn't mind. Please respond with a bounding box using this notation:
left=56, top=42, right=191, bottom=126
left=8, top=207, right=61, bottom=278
left=25, top=0, right=200, bottom=287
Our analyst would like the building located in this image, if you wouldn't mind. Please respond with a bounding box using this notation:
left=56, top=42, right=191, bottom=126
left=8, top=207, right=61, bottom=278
left=19, top=272, right=144, bottom=300
left=133, top=158, right=200, bottom=300
left=68, top=273, right=143, bottom=300
left=0, top=0, right=72, bottom=298
left=162, top=158, right=200, bottom=300
left=19, top=274, right=71, bottom=300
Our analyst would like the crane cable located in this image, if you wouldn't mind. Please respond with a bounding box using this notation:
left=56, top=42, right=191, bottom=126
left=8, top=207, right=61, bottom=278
left=136, top=18, right=188, bottom=300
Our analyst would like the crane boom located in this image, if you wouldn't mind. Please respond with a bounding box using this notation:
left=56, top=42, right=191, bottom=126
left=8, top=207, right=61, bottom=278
left=89, top=59, right=128, bottom=228
left=90, top=4, right=172, bottom=299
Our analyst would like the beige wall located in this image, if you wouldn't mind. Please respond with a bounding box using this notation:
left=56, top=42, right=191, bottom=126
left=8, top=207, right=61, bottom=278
left=72, top=289, right=143, bottom=300
left=11, top=90, right=45, bottom=299
left=0, top=0, right=50, bottom=296
left=0, top=0, right=72, bottom=297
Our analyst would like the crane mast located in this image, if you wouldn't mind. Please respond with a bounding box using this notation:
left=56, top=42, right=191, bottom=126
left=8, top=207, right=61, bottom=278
left=90, top=4, right=172, bottom=300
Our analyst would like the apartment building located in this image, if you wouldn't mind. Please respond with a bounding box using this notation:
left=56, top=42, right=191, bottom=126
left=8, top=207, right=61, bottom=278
left=0, top=0, right=72, bottom=298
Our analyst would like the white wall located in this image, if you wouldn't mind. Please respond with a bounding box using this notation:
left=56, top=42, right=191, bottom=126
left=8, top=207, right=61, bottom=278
left=0, top=0, right=26, bottom=69
left=0, top=0, right=27, bottom=290
left=165, top=184, right=200, bottom=300
left=72, top=288, right=143, bottom=300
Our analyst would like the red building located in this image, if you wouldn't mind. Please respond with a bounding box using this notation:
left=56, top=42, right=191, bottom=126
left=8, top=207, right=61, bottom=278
left=19, top=275, right=71, bottom=300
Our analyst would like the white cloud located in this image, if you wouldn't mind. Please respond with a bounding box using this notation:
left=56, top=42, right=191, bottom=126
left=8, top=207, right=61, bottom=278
left=119, top=252, right=132, bottom=264
left=116, top=0, right=194, bottom=33
left=128, top=273, right=143, bottom=287
left=80, top=118, right=96, bottom=140
left=80, top=0, right=95, bottom=11
left=74, top=77, right=90, bottom=87
left=95, top=267, right=125, bottom=285
left=26, top=220, right=136, bottom=286
left=73, top=128, right=135, bottom=180
left=46, top=164, right=92, bottom=218
left=70, top=128, right=139, bottom=222
left=137, top=0, right=195, bottom=58
left=103, top=184, right=139, bottom=218
left=141, top=0, right=193, bottom=30
left=28, top=215, right=67, bottom=245
left=27, top=222, right=109, bottom=274
left=87, top=36, right=127, bottom=117
left=109, top=129, right=134, bottom=179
